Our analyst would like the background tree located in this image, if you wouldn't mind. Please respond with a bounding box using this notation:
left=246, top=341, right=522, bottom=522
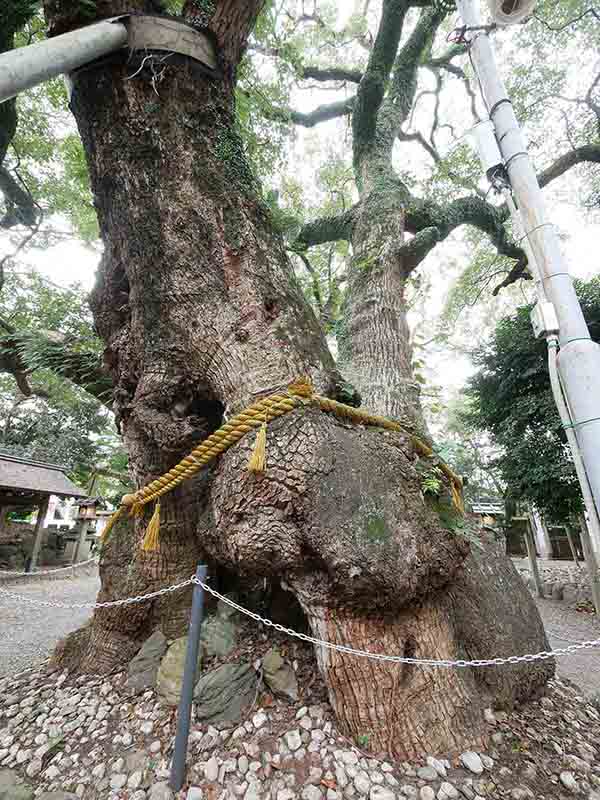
left=465, top=276, right=600, bottom=523
left=5, top=0, right=598, bottom=757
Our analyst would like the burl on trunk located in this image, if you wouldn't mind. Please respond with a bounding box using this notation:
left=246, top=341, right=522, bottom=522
left=46, top=0, right=552, bottom=760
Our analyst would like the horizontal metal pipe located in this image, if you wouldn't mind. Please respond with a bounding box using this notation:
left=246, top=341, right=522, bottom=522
left=0, top=20, right=128, bottom=104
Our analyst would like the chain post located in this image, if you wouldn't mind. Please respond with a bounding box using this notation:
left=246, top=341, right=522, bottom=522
left=170, top=564, right=208, bottom=792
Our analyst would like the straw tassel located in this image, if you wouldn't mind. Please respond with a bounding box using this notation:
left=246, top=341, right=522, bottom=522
left=141, top=501, right=161, bottom=552
left=100, top=505, right=124, bottom=545
left=248, top=419, right=267, bottom=473
left=451, top=481, right=465, bottom=514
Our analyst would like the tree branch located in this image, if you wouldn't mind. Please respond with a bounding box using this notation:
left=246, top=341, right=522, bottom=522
left=538, top=143, right=600, bottom=189
left=301, top=65, right=363, bottom=83
left=294, top=207, right=357, bottom=250
left=0, top=166, right=37, bottom=228
left=264, top=96, right=356, bottom=127
left=378, top=7, right=446, bottom=153
left=352, top=0, right=410, bottom=169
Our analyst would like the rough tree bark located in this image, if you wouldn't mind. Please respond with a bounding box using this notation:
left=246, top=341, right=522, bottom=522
left=45, top=0, right=552, bottom=760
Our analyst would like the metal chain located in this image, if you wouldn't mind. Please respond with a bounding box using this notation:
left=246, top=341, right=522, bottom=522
left=0, top=557, right=99, bottom=577
left=193, top=577, right=600, bottom=669
left=3, top=570, right=600, bottom=668
left=0, top=577, right=194, bottom=608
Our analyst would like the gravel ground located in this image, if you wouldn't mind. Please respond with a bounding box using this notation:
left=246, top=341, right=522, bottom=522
left=0, top=572, right=99, bottom=677
left=2, top=571, right=600, bottom=699
left=538, top=596, right=600, bottom=697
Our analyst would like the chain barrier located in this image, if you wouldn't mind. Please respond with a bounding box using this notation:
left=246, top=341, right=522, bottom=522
left=3, top=571, right=600, bottom=669
left=0, top=576, right=194, bottom=608
left=194, top=577, right=600, bottom=669
left=0, top=557, right=99, bottom=577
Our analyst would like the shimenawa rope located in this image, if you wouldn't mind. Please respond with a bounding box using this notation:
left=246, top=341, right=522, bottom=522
left=101, top=377, right=464, bottom=551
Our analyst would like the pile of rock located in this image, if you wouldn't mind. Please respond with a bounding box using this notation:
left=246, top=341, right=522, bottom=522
left=2, top=639, right=600, bottom=800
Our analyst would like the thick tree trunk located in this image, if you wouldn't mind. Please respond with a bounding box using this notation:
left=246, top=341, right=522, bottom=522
left=341, top=192, right=426, bottom=434
left=46, top=0, right=553, bottom=761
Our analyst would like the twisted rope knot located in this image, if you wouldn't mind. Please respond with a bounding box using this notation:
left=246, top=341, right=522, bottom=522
left=102, top=375, right=464, bottom=550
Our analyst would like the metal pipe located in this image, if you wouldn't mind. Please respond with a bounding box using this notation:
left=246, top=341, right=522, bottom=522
left=501, top=187, right=600, bottom=556
left=547, top=338, right=600, bottom=555
left=457, top=0, right=600, bottom=523
left=0, top=19, right=128, bottom=104
left=170, top=564, right=207, bottom=792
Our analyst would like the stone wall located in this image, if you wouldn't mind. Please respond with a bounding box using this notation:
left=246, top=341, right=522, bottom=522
left=0, top=522, right=67, bottom=570
left=512, top=557, right=594, bottom=605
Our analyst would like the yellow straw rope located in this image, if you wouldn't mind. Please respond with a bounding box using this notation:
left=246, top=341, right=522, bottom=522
left=104, top=377, right=464, bottom=549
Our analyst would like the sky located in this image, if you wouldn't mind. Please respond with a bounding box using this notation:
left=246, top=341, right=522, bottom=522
left=2, top=2, right=599, bottom=404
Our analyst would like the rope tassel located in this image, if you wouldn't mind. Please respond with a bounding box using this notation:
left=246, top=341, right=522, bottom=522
left=248, top=420, right=267, bottom=473
left=100, top=506, right=124, bottom=545
left=142, top=501, right=161, bottom=552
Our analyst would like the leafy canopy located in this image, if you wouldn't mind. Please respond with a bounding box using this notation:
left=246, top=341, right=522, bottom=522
left=465, top=276, right=600, bottom=522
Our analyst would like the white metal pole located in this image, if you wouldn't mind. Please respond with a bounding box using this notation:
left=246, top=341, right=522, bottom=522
left=0, top=19, right=128, bottom=104
left=458, top=0, right=600, bottom=516
left=501, top=188, right=600, bottom=554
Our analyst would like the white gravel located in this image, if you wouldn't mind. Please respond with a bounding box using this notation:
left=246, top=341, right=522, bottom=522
left=0, top=572, right=99, bottom=677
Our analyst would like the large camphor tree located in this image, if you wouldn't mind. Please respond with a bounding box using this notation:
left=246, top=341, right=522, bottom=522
left=4, top=0, right=599, bottom=758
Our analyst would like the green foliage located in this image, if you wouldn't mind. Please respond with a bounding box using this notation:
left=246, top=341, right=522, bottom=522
left=0, top=272, right=124, bottom=486
left=420, top=465, right=443, bottom=496
left=466, top=276, right=600, bottom=522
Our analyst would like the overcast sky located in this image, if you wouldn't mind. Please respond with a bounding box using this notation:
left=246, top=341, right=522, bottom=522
left=2, top=4, right=599, bottom=401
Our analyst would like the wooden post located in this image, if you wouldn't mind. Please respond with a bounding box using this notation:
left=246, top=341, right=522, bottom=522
left=524, top=520, right=544, bottom=598
left=29, top=495, right=50, bottom=572
left=578, top=517, right=600, bottom=615
left=565, top=525, right=581, bottom=567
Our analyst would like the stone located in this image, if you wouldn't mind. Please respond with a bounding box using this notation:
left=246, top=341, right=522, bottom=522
left=459, top=753, right=484, bottom=776
left=284, top=730, right=302, bottom=752
left=128, top=771, right=144, bottom=790
left=126, top=631, right=168, bottom=693
left=354, top=772, right=370, bottom=795
left=0, top=770, right=34, bottom=800
left=90, top=761, right=105, bottom=780
left=148, top=783, right=173, bottom=800
left=140, top=721, right=154, bottom=735
left=426, top=757, right=446, bottom=778
left=239, top=756, right=249, bottom=775
left=252, top=712, right=268, bottom=729
left=437, top=783, right=458, bottom=800
left=205, top=757, right=219, bottom=782
left=157, top=637, right=202, bottom=705
left=186, top=789, right=203, bottom=800
left=420, top=789, right=435, bottom=800
left=551, top=583, right=564, bottom=601
left=37, top=795, right=78, bottom=800
left=369, top=789, right=394, bottom=800
left=417, top=766, right=438, bottom=781
left=301, top=787, right=322, bottom=800
left=194, top=663, right=258, bottom=726
left=559, top=772, right=578, bottom=793
left=262, top=648, right=298, bottom=702
left=110, top=774, right=127, bottom=790
left=491, top=733, right=503, bottom=746
left=277, top=791, right=295, bottom=800
left=201, top=606, right=239, bottom=659
left=510, top=789, right=533, bottom=800
left=150, top=740, right=162, bottom=754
